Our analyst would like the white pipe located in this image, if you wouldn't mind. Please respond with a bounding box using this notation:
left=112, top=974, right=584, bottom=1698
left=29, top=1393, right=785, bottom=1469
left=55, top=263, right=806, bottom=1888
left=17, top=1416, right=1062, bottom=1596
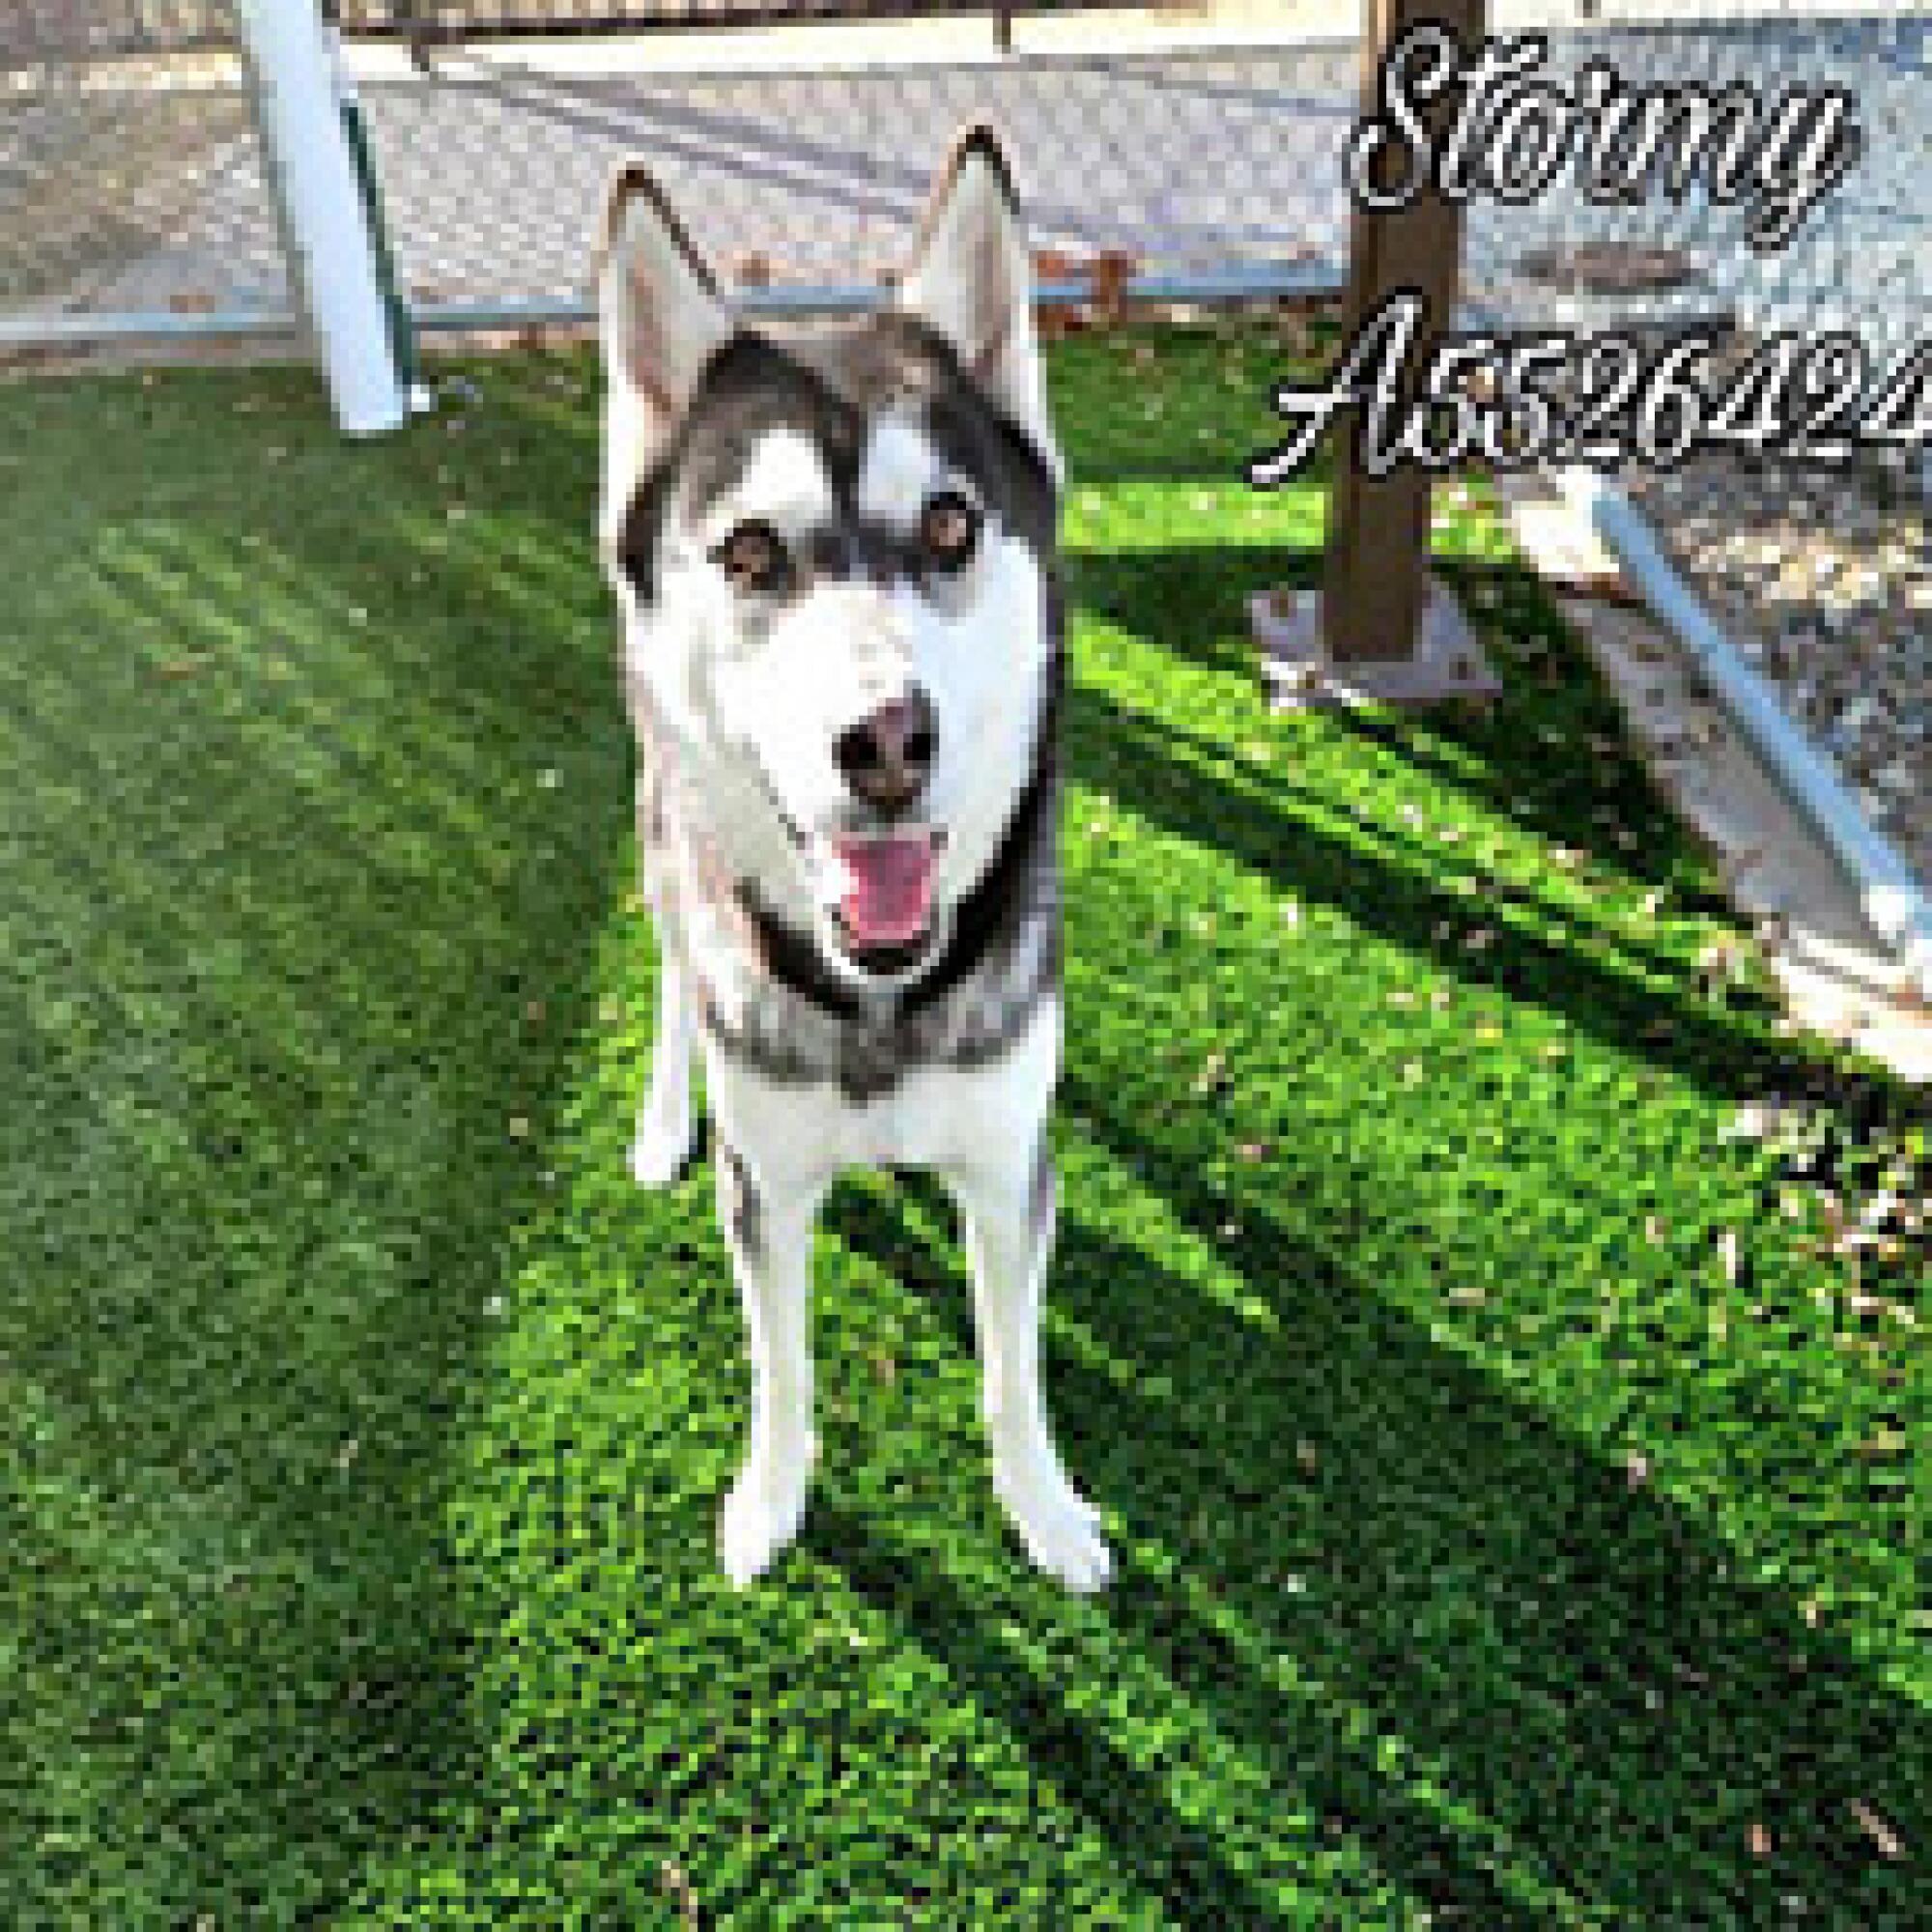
left=1553, top=463, right=1932, bottom=1003
left=0, top=309, right=299, bottom=345
left=0, top=263, right=1346, bottom=355
left=235, top=0, right=405, bottom=436
left=401, top=262, right=1347, bottom=331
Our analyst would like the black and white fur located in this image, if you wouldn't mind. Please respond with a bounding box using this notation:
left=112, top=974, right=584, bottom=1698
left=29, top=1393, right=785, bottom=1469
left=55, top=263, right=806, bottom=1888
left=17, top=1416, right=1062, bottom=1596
left=597, top=127, right=1108, bottom=1592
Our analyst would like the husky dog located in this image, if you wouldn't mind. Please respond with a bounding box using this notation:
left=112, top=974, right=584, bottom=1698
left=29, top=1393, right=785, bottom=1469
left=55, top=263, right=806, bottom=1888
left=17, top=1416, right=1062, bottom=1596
left=595, top=126, right=1110, bottom=1594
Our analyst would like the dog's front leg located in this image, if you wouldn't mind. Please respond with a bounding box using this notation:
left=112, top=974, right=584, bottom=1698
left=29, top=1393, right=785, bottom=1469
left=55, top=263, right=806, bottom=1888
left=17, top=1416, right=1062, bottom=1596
left=949, top=1142, right=1112, bottom=1594
left=630, top=946, right=696, bottom=1187
left=717, top=1143, right=825, bottom=1587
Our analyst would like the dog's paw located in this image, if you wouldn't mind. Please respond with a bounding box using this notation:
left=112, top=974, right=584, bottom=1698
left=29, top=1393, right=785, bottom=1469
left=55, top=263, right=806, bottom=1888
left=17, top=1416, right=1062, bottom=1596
left=719, top=1454, right=810, bottom=1588
left=628, top=1112, right=694, bottom=1189
left=995, top=1457, right=1112, bottom=1595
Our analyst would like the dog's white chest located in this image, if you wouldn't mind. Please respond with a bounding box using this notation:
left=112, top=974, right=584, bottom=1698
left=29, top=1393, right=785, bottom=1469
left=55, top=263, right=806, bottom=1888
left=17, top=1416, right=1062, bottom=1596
left=703, top=995, right=1059, bottom=1186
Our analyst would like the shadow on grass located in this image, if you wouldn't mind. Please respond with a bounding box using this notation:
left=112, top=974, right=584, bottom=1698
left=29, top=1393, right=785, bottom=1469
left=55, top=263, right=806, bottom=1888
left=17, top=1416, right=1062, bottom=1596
left=808, top=515, right=1924, bottom=1918
left=1071, top=538, right=1712, bottom=904
left=813, top=1472, right=1548, bottom=1929
left=823, top=1154, right=1925, bottom=1927
left=1070, top=676, right=1820, bottom=1099
left=1065, top=524, right=1932, bottom=1109
left=0, top=478, right=627, bottom=1918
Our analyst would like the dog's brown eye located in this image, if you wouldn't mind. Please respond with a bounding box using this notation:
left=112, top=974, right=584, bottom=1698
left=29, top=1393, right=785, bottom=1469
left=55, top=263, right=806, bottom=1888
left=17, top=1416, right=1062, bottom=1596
left=920, top=491, right=980, bottom=572
left=713, top=520, right=788, bottom=594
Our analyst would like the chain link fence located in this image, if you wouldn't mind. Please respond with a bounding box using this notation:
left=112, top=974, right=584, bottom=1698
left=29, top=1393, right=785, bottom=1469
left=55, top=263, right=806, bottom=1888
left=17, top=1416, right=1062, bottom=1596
left=0, top=2, right=237, bottom=61
left=351, top=38, right=1361, bottom=325
left=0, top=1, right=296, bottom=343
left=1454, top=4, right=1931, bottom=881
left=330, top=2, right=1145, bottom=37
left=1462, top=4, right=1928, bottom=369
left=6, top=4, right=1923, bottom=359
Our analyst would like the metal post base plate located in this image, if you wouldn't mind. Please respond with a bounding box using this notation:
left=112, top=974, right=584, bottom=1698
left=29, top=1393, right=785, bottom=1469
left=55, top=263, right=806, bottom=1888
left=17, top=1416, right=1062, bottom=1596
left=1249, top=577, right=1500, bottom=710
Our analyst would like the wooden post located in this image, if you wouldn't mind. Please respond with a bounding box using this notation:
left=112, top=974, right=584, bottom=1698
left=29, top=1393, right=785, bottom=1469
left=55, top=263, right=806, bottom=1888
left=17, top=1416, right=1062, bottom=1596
left=1326, top=0, right=1482, bottom=664
left=1251, top=0, right=1498, bottom=709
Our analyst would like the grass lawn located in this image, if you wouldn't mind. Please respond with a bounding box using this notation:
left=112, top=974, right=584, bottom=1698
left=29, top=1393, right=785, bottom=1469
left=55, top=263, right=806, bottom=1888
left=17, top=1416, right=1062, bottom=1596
left=0, top=322, right=1924, bottom=1929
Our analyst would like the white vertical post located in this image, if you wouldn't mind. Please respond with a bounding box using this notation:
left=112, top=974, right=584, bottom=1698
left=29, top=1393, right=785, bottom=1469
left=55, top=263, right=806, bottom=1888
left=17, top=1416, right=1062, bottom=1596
left=237, top=0, right=407, bottom=437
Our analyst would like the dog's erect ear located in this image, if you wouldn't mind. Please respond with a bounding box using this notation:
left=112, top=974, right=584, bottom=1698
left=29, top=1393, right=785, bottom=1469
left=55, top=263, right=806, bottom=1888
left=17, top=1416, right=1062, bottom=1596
left=596, top=164, right=733, bottom=549
left=898, top=125, right=1063, bottom=488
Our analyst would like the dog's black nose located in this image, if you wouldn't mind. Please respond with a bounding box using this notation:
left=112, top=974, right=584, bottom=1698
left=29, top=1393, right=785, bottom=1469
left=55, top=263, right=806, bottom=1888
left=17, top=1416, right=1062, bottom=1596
left=834, top=688, right=937, bottom=815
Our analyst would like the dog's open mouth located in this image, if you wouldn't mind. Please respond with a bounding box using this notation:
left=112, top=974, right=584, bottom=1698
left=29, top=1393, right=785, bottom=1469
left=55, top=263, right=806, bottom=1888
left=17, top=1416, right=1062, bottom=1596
left=826, top=830, right=941, bottom=973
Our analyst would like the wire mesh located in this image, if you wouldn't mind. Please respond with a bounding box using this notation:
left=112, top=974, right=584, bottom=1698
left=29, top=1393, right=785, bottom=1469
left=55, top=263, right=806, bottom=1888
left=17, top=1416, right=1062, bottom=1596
left=0, top=1, right=296, bottom=338
left=333, top=2, right=1147, bottom=34
left=1461, top=3, right=1930, bottom=880
left=350, top=40, right=1362, bottom=321
left=1462, top=4, right=1928, bottom=370
left=9, top=4, right=1923, bottom=361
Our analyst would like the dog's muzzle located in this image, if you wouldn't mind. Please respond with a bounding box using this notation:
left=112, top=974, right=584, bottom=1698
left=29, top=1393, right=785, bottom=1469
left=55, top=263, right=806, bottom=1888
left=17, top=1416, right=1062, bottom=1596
left=824, top=688, right=944, bottom=973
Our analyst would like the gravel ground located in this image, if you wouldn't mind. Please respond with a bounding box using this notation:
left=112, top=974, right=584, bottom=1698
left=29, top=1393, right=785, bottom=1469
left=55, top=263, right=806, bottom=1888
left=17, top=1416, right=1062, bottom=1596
left=1617, top=442, right=1931, bottom=891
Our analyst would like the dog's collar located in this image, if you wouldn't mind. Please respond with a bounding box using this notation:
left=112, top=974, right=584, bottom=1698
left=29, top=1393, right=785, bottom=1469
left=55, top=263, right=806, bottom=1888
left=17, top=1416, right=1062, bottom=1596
left=731, top=884, right=867, bottom=1022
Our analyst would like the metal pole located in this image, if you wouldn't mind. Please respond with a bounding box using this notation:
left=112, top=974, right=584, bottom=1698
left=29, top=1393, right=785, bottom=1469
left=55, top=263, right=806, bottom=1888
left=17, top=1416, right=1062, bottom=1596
left=235, top=0, right=408, bottom=435
left=1556, top=465, right=1932, bottom=1001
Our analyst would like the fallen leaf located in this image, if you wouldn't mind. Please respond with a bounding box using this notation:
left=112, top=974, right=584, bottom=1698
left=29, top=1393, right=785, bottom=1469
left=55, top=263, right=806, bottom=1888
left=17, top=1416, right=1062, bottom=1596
left=1719, top=1229, right=1741, bottom=1284
left=1848, top=1798, right=1903, bottom=1861
left=659, top=1859, right=700, bottom=1929
left=1089, top=248, right=1138, bottom=327
left=1193, top=1051, right=1230, bottom=1097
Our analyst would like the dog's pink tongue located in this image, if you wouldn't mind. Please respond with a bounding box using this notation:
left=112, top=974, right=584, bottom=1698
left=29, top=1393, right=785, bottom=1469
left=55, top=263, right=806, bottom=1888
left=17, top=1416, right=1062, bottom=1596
left=835, top=835, right=935, bottom=948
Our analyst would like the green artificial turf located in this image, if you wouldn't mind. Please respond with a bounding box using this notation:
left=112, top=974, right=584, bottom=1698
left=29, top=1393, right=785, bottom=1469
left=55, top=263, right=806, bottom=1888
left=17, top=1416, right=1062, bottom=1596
left=0, top=323, right=1924, bottom=1929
